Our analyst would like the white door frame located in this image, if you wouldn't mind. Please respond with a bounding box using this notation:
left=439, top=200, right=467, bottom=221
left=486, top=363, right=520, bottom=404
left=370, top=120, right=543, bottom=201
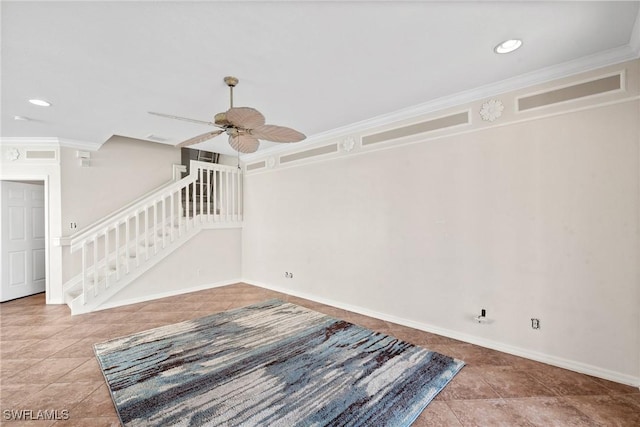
left=1, top=179, right=48, bottom=300
left=0, top=141, right=65, bottom=304
left=1, top=176, right=51, bottom=301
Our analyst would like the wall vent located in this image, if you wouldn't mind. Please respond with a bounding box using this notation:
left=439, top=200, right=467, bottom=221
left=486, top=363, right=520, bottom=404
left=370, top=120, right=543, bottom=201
left=246, top=161, right=266, bottom=171
left=25, top=150, right=56, bottom=160
left=362, top=111, right=470, bottom=146
left=517, top=73, right=622, bottom=112
left=280, top=144, right=338, bottom=164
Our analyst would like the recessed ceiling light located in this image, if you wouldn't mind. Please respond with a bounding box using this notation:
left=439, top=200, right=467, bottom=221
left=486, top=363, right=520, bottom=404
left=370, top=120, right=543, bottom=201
left=494, top=39, right=522, bottom=54
left=28, top=99, right=52, bottom=107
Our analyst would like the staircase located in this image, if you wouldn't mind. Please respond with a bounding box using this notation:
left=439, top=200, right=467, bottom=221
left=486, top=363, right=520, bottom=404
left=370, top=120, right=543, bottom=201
left=63, top=160, right=242, bottom=314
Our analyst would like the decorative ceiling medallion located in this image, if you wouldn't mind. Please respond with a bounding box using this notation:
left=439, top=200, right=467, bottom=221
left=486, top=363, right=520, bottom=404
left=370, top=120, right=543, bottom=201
left=340, top=136, right=356, bottom=152
left=479, top=99, right=504, bottom=122
left=266, top=156, right=276, bottom=168
left=5, top=148, right=20, bottom=161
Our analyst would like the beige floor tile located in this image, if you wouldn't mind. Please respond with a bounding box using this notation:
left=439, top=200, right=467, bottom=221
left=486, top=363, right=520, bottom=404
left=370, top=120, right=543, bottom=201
left=62, top=358, right=105, bottom=384
left=413, top=400, right=463, bottom=426
left=68, top=384, right=117, bottom=419
left=9, top=358, right=90, bottom=384
left=479, top=366, right=556, bottom=398
left=446, top=344, right=515, bottom=367
left=0, top=383, right=49, bottom=409
left=436, top=367, right=501, bottom=401
left=526, top=366, right=611, bottom=396
left=505, top=396, right=598, bottom=426
left=447, top=399, right=534, bottom=426
left=17, top=339, right=82, bottom=359
left=52, top=416, right=122, bottom=426
left=1, top=284, right=636, bottom=426
left=563, top=394, right=640, bottom=426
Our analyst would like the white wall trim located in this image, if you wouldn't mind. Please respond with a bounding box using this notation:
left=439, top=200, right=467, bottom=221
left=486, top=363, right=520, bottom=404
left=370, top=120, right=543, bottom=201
left=244, top=279, right=640, bottom=388
left=94, top=279, right=242, bottom=313
left=243, top=48, right=640, bottom=164
left=1, top=160, right=63, bottom=304
left=246, top=95, right=640, bottom=177
left=0, top=137, right=101, bottom=151
left=630, top=6, right=640, bottom=56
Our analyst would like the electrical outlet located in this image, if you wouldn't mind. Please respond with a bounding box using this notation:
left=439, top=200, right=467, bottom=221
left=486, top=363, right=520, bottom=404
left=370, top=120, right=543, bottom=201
left=531, top=318, right=540, bottom=329
left=284, top=272, right=294, bottom=279
left=69, top=222, right=77, bottom=229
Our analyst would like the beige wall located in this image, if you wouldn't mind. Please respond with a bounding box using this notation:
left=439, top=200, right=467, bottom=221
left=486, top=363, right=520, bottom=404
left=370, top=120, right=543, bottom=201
left=103, top=229, right=242, bottom=308
left=60, top=135, right=180, bottom=230
left=241, top=63, right=640, bottom=385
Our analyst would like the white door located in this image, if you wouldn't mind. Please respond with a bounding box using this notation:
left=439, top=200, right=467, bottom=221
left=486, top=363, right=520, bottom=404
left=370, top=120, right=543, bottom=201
left=0, top=181, right=46, bottom=302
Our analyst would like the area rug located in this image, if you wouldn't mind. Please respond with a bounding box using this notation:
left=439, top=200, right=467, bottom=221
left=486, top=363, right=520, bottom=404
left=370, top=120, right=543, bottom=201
left=94, top=299, right=464, bottom=426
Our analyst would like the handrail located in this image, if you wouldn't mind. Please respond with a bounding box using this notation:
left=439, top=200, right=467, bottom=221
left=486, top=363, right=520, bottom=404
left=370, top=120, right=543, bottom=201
left=64, top=159, right=243, bottom=312
left=69, top=175, right=194, bottom=248
left=68, top=178, right=176, bottom=241
left=69, top=161, right=239, bottom=249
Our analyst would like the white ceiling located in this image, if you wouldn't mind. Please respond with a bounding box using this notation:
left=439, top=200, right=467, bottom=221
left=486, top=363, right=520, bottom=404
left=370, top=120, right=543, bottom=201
left=2, top=1, right=639, bottom=157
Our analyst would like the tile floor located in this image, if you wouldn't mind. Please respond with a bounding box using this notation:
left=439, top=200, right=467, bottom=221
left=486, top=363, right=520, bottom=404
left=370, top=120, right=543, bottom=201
left=1, top=283, right=638, bottom=426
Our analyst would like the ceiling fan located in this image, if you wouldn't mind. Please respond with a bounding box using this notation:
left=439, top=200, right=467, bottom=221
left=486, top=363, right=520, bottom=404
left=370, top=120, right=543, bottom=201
left=149, top=76, right=306, bottom=154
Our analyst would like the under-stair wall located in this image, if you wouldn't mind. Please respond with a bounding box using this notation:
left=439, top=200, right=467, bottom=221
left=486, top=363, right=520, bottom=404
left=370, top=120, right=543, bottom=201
left=99, top=228, right=241, bottom=310
left=62, top=160, right=242, bottom=314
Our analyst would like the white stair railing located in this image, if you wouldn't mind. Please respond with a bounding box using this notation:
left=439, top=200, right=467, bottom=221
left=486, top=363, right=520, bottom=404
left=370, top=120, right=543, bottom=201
left=66, top=161, right=242, bottom=310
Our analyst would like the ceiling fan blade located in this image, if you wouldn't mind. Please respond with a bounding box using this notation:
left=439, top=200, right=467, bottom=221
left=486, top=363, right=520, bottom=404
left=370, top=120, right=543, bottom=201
left=229, top=134, right=260, bottom=153
left=176, top=130, right=224, bottom=147
left=226, top=107, right=266, bottom=129
left=149, top=111, right=219, bottom=127
left=250, top=124, right=306, bottom=143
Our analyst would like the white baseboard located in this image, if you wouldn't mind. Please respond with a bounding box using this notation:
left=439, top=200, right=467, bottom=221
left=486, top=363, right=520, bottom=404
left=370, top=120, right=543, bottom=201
left=94, top=278, right=243, bottom=312
left=244, top=279, right=640, bottom=389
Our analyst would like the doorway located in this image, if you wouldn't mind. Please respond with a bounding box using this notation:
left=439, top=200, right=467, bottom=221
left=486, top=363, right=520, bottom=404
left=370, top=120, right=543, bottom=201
left=0, top=180, right=46, bottom=302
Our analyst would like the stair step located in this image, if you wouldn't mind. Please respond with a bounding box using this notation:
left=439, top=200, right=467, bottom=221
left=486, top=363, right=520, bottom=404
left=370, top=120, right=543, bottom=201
left=67, top=288, right=82, bottom=299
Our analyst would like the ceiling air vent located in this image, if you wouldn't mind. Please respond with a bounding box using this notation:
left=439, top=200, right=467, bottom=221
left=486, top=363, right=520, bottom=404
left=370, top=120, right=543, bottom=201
left=517, top=73, right=622, bottom=112
left=362, top=111, right=470, bottom=146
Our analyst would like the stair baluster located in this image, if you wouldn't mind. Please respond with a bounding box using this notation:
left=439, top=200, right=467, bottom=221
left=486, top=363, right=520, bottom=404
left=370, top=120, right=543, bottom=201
left=64, top=161, right=242, bottom=314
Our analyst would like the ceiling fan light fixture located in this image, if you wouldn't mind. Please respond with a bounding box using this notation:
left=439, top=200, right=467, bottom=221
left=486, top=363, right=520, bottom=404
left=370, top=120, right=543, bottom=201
left=494, top=39, right=522, bottom=54
left=28, top=98, right=52, bottom=107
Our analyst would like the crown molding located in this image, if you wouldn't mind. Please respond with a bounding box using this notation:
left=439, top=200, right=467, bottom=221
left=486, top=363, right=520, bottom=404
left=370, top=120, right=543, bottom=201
left=243, top=44, right=640, bottom=163
left=0, top=137, right=102, bottom=151
left=630, top=6, right=640, bottom=56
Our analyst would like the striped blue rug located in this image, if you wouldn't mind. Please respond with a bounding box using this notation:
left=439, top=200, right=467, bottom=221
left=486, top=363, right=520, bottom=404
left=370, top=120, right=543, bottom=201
left=94, top=299, right=464, bottom=426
